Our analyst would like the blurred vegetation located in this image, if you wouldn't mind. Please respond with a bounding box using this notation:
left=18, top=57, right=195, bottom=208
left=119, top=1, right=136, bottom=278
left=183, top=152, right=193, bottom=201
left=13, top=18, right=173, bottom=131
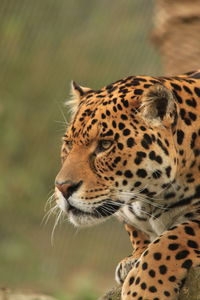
left=0, top=0, right=161, bottom=299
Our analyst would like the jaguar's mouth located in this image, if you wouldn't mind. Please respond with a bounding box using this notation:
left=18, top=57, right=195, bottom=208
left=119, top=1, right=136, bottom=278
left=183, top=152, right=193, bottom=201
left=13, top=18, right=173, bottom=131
left=55, top=188, right=123, bottom=226
left=67, top=200, right=121, bottom=218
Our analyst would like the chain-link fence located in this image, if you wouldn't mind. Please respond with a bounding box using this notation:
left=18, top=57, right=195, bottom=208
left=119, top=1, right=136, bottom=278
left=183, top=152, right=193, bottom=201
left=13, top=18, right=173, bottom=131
left=1, top=0, right=199, bottom=299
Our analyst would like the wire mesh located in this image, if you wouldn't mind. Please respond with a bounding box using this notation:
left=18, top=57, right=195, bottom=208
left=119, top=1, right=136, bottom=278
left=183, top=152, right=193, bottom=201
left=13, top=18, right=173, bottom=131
left=2, top=0, right=198, bottom=299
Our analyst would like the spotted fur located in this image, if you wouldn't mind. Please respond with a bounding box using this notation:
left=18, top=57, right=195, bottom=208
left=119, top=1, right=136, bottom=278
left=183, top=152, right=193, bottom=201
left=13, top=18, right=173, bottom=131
left=54, top=70, right=200, bottom=299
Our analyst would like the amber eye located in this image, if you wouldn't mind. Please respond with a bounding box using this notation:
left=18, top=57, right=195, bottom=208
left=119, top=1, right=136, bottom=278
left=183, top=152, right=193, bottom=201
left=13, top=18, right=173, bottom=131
left=97, top=140, right=113, bottom=152
left=65, top=140, right=73, bottom=152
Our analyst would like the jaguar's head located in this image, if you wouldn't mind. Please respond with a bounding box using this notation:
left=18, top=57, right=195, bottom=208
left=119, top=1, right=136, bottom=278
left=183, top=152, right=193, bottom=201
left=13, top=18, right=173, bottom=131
left=54, top=78, right=178, bottom=226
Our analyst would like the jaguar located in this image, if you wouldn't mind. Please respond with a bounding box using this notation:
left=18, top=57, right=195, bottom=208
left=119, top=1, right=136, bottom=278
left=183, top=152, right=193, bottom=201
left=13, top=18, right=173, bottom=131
left=54, top=70, right=200, bottom=299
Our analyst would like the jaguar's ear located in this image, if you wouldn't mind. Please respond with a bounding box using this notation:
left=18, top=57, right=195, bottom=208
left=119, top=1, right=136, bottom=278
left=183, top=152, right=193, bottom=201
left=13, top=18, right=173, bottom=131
left=67, top=81, right=92, bottom=115
left=71, top=81, right=92, bottom=99
left=140, top=84, right=176, bottom=127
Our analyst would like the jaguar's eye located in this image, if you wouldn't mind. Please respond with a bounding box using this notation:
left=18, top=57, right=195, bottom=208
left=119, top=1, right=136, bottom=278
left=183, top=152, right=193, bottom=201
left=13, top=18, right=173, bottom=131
left=97, top=140, right=113, bottom=152
left=65, top=140, right=73, bottom=152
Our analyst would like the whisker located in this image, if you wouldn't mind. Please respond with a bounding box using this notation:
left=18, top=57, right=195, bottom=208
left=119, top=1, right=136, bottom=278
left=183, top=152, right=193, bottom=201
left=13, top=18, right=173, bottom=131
left=51, top=209, right=63, bottom=246
left=55, top=101, right=68, bottom=125
left=127, top=204, right=153, bottom=218
left=94, top=207, right=103, bottom=218
left=126, top=204, right=165, bottom=227
left=42, top=204, right=58, bottom=226
left=54, top=120, right=68, bottom=125
left=45, top=193, right=55, bottom=211
left=112, top=182, right=169, bottom=202
left=117, top=191, right=167, bottom=210
left=55, top=128, right=68, bottom=133
left=47, top=189, right=55, bottom=197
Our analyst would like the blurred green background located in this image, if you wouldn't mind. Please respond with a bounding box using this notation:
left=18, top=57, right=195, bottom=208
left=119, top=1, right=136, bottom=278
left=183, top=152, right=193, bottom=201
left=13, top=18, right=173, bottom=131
left=0, top=0, right=161, bottom=299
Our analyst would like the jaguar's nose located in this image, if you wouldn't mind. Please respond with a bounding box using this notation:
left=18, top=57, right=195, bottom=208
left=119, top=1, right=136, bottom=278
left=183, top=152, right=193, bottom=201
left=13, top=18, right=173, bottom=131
left=55, top=180, right=83, bottom=200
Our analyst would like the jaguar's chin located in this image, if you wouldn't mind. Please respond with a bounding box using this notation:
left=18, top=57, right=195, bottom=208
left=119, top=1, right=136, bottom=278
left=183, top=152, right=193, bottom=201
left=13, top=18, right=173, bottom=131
left=68, top=210, right=107, bottom=227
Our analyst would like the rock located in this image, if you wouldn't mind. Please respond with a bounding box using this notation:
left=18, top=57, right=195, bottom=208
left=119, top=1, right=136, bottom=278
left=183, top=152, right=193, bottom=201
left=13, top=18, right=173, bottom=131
left=0, top=288, right=58, bottom=300
left=98, top=267, right=200, bottom=300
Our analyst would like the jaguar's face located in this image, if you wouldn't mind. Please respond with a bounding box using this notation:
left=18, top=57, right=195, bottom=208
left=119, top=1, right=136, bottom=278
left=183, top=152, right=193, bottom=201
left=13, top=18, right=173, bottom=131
left=54, top=80, right=177, bottom=226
